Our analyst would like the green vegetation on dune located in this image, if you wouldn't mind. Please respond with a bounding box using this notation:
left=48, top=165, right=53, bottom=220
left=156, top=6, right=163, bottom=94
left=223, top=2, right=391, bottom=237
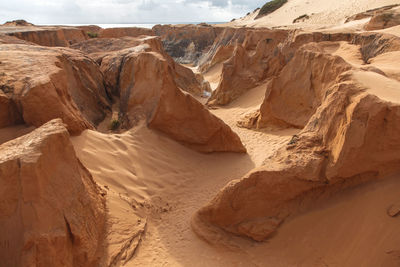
left=256, top=0, right=288, bottom=19
left=87, top=32, right=98, bottom=38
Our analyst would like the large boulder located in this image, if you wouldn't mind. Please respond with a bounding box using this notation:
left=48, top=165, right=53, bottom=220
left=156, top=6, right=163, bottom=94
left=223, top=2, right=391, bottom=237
left=119, top=51, right=246, bottom=153
left=0, top=119, right=106, bottom=266
left=0, top=44, right=110, bottom=134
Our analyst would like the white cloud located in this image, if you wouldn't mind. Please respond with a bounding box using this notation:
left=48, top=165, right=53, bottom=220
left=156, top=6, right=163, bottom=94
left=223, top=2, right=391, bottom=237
left=0, top=0, right=268, bottom=24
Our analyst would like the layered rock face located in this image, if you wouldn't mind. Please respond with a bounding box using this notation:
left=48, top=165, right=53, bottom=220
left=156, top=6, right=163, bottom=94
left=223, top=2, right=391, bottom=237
left=118, top=51, right=246, bottom=153
left=206, top=28, right=289, bottom=105
left=71, top=35, right=242, bottom=152
left=73, top=36, right=209, bottom=97
left=98, top=27, right=154, bottom=38
left=364, top=6, right=400, bottom=30
left=0, top=119, right=106, bottom=266
left=345, top=4, right=400, bottom=23
left=5, top=27, right=89, bottom=47
left=204, top=27, right=400, bottom=106
left=194, top=39, right=400, bottom=241
left=1, top=25, right=152, bottom=48
left=0, top=44, right=110, bottom=134
left=153, top=24, right=224, bottom=64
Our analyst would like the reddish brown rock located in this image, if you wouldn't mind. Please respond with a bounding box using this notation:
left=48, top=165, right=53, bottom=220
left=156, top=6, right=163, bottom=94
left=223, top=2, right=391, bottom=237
left=0, top=44, right=110, bottom=134
left=5, top=27, right=88, bottom=47
left=119, top=51, right=246, bottom=153
left=0, top=91, right=23, bottom=128
left=194, top=41, right=400, bottom=240
left=345, top=4, right=400, bottom=23
left=98, top=27, right=154, bottom=38
left=0, top=119, right=106, bottom=267
left=254, top=42, right=353, bottom=128
left=365, top=7, right=400, bottom=31
left=2, top=19, right=34, bottom=26
left=206, top=29, right=288, bottom=105
left=75, top=36, right=207, bottom=97
left=154, top=24, right=224, bottom=64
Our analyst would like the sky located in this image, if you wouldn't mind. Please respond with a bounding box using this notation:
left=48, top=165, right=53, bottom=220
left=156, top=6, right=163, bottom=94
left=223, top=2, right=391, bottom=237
left=0, top=0, right=268, bottom=24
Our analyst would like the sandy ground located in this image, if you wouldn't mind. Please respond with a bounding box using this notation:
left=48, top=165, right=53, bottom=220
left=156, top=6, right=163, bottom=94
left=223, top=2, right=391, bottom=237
left=2, top=0, right=396, bottom=264
left=71, top=60, right=400, bottom=265
left=203, top=63, right=223, bottom=91
left=227, top=0, right=400, bottom=30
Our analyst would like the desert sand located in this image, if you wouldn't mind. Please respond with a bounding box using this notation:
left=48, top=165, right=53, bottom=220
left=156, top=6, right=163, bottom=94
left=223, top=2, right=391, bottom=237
left=1, top=0, right=400, bottom=266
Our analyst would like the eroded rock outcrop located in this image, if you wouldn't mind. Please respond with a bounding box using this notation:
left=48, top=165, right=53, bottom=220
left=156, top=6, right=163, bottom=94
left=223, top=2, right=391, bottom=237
left=206, top=27, right=400, bottom=106
left=3, top=19, right=34, bottom=26
left=194, top=39, right=400, bottom=241
left=119, top=51, right=245, bottom=153
left=0, top=119, right=106, bottom=266
left=98, top=27, right=154, bottom=38
left=5, top=27, right=89, bottom=47
left=72, top=35, right=241, bottom=152
left=73, top=36, right=209, bottom=97
left=206, top=29, right=288, bottom=105
left=250, top=42, right=353, bottom=129
left=364, top=6, right=400, bottom=30
left=154, top=24, right=223, bottom=64
left=0, top=44, right=110, bottom=134
left=345, top=4, right=400, bottom=23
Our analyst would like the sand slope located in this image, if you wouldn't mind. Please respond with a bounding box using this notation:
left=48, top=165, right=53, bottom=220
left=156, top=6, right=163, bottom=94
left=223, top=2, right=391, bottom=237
left=72, top=76, right=400, bottom=265
left=229, top=0, right=400, bottom=29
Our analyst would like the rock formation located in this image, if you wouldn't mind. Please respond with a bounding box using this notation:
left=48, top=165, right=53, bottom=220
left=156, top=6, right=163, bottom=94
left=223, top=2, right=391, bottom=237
left=70, top=35, right=241, bottom=152
left=194, top=38, right=400, bottom=241
left=3, top=19, right=34, bottom=26
left=5, top=27, right=89, bottom=47
left=253, top=42, right=353, bottom=128
left=0, top=119, right=106, bottom=266
left=206, top=28, right=288, bottom=105
left=2, top=1, right=400, bottom=264
left=153, top=24, right=223, bottom=64
left=0, top=44, right=110, bottom=134
left=72, top=36, right=209, bottom=97
left=98, top=27, right=154, bottom=38
left=345, top=4, right=400, bottom=23
left=364, top=6, right=400, bottom=30
left=118, top=51, right=245, bottom=153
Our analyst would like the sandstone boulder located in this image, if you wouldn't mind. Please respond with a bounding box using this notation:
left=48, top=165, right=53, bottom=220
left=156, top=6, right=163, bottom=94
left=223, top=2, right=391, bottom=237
left=119, top=51, right=246, bottom=153
left=0, top=119, right=106, bottom=266
left=0, top=44, right=110, bottom=134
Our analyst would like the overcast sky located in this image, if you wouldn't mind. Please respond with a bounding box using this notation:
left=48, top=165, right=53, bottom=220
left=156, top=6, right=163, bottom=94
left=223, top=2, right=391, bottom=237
left=0, top=0, right=267, bottom=24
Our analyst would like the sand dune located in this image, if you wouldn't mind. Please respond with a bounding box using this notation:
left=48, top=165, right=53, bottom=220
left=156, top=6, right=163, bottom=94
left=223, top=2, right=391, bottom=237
left=229, top=0, right=400, bottom=30
left=1, top=0, right=400, bottom=265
